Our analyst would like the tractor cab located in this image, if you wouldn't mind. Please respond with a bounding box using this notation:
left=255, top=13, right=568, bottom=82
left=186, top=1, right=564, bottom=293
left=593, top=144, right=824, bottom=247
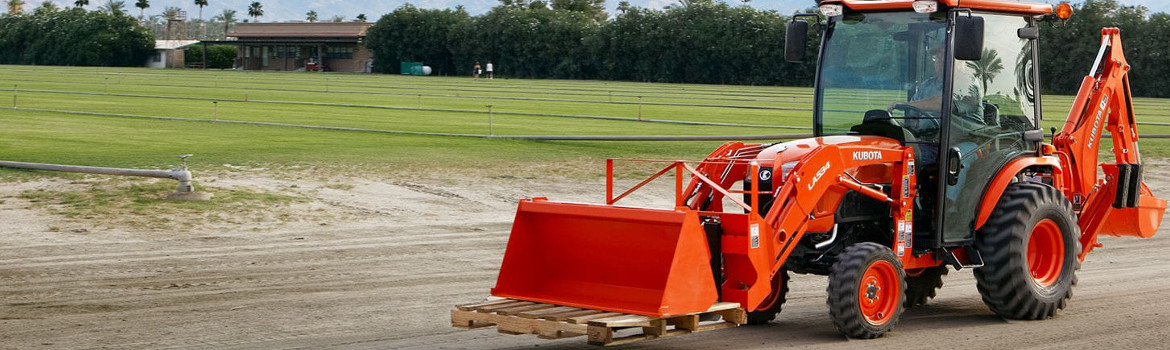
left=791, top=2, right=1044, bottom=249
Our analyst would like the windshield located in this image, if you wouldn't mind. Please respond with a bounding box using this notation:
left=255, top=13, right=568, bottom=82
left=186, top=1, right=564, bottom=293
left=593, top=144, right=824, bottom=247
left=817, top=12, right=947, bottom=136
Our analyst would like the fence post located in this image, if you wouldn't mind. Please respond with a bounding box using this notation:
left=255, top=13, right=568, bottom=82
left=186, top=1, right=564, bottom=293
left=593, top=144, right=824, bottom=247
left=486, top=105, right=494, bottom=136
left=638, top=96, right=643, bottom=121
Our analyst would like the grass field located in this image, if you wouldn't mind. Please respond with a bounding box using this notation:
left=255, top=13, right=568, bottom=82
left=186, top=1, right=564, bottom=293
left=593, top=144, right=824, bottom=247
left=3, top=65, right=1170, bottom=175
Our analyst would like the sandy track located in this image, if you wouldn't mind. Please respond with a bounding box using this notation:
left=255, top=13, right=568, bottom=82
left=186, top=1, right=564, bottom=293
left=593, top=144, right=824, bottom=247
left=2, top=168, right=1169, bottom=349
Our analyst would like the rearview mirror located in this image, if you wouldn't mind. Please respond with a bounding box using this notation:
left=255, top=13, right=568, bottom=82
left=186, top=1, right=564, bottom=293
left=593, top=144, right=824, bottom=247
left=954, top=15, right=984, bottom=61
left=785, top=20, right=809, bottom=63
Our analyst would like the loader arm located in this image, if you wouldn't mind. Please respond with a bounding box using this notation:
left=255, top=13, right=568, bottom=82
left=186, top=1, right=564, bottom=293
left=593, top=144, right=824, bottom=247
left=719, top=142, right=917, bottom=310
left=1053, top=28, right=1166, bottom=259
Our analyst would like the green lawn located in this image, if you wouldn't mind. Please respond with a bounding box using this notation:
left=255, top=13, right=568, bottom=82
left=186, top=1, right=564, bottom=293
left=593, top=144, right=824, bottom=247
left=2, top=65, right=1169, bottom=177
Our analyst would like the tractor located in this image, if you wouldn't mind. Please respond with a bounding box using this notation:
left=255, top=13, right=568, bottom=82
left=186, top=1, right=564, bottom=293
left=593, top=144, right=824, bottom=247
left=451, top=0, right=1166, bottom=344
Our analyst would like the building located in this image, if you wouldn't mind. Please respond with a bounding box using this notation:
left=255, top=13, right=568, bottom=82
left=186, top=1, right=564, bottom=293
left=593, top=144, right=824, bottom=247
left=225, top=22, right=374, bottom=72
left=148, top=40, right=201, bottom=69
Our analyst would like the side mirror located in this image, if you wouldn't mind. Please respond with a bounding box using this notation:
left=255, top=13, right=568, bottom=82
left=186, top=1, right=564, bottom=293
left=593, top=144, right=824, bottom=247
left=785, top=20, right=810, bottom=63
left=954, top=15, right=984, bottom=61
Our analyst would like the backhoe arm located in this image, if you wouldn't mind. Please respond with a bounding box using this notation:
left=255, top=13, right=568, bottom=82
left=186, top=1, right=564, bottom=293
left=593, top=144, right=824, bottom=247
left=1054, top=28, right=1140, bottom=199
left=1052, top=28, right=1166, bottom=258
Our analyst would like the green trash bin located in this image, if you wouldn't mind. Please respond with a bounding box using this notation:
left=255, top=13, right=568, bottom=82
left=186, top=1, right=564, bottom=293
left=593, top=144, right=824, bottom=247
left=400, top=62, right=423, bottom=75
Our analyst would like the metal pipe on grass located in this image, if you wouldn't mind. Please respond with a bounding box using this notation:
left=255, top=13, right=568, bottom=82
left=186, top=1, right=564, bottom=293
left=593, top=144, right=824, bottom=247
left=0, top=156, right=212, bottom=201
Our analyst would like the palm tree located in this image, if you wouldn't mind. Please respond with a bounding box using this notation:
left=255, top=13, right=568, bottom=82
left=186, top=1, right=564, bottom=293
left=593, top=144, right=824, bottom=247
left=305, top=10, right=316, bottom=22
left=246, top=1, right=261, bottom=22
left=134, top=0, right=147, bottom=19
left=213, top=8, right=236, bottom=38
left=100, top=0, right=125, bottom=14
left=6, top=0, right=25, bottom=15
left=965, top=48, right=1005, bottom=94
left=36, top=0, right=57, bottom=14
left=73, top=0, right=87, bottom=8
left=194, top=0, right=207, bottom=38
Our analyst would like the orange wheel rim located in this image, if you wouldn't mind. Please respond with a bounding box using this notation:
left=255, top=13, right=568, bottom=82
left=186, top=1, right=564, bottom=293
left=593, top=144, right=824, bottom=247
left=1028, top=219, right=1064, bottom=287
left=858, top=260, right=899, bottom=325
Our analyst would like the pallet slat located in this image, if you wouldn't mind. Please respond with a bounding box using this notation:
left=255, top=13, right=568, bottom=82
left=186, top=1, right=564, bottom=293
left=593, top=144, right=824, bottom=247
left=451, top=298, right=745, bottom=346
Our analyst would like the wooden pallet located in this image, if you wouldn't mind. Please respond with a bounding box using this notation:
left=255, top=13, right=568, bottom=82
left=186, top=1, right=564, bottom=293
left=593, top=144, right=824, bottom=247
left=451, top=298, right=745, bottom=346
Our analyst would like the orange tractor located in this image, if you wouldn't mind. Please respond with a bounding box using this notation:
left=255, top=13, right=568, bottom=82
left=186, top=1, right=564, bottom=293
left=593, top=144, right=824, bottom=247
left=452, top=0, right=1166, bottom=344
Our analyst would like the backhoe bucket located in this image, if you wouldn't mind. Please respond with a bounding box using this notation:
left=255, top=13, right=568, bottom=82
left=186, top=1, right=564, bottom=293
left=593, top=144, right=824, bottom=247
left=1099, top=184, right=1166, bottom=238
left=491, top=199, right=719, bottom=317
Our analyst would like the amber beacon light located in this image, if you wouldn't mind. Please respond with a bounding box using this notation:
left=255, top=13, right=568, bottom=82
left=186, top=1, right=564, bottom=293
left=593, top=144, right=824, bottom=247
left=1056, top=2, right=1073, bottom=20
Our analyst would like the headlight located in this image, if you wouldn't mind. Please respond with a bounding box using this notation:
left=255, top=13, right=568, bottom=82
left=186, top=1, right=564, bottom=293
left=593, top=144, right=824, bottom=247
left=780, top=161, right=798, bottom=182
left=819, top=4, right=844, bottom=17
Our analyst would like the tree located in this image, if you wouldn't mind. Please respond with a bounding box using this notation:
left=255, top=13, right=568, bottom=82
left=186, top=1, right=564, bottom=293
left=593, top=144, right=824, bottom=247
left=330, top=14, right=343, bottom=22
left=185, top=44, right=237, bottom=68
left=194, top=0, right=206, bottom=38
left=6, top=0, right=25, bottom=15
left=366, top=4, right=471, bottom=75
left=134, top=0, right=147, bottom=19
left=965, top=48, right=1004, bottom=94
left=356, top=13, right=365, bottom=22
left=551, top=0, right=607, bottom=22
left=213, top=8, right=235, bottom=37
left=305, top=10, right=316, bottom=22
left=616, top=0, right=631, bottom=14
left=100, top=0, right=125, bottom=14
left=0, top=8, right=154, bottom=66
left=246, top=1, right=261, bottom=22
left=73, top=0, right=86, bottom=8
left=35, top=0, right=56, bottom=14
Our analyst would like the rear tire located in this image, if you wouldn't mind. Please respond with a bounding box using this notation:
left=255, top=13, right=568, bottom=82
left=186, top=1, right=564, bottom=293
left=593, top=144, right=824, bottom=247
left=745, top=269, right=789, bottom=324
left=974, top=183, right=1080, bottom=319
left=904, top=266, right=947, bottom=308
left=827, top=242, right=906, bottom=338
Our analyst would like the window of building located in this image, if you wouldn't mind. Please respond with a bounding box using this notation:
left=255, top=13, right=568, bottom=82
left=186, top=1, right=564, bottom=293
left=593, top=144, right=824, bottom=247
left=326, top=46, right=354, bottom=59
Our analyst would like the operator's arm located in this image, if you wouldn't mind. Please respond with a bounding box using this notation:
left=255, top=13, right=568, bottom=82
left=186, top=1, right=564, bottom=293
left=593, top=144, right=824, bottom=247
left=899, top=95, right=943, bottom=112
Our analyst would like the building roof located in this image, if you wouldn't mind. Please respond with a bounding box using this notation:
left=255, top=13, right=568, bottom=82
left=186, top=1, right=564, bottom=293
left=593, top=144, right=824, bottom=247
left=155, top=40, right=201, bottom=50
left=228, top=22, right=373, bottom=39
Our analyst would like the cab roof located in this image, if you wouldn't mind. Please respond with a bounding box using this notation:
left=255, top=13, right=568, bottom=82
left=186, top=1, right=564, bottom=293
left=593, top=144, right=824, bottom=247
left=821, top=0, right=1054, bottom=16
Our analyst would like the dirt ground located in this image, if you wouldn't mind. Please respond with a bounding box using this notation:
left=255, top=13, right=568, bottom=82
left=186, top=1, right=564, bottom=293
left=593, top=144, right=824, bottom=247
left=2, top=163, right=1169, bottom=350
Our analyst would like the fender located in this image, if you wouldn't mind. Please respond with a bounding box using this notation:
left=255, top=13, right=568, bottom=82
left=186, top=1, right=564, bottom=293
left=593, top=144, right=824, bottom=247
left=974, top=156, right=1064, bottom=230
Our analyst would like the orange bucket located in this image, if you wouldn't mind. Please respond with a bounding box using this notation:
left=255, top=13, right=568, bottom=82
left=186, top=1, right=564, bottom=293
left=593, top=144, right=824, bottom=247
left=1099, top=191, right=1166, bottom=238
left=491, top=199, right=719, bottom=317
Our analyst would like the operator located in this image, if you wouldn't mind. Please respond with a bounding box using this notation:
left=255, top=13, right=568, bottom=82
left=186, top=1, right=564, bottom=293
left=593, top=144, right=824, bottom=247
left=891, top=47, right=946, bottom=166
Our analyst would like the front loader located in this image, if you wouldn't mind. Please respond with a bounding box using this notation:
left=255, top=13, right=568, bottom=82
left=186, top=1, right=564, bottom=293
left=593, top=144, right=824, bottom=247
left=451, top=0, right=1166, bottom=345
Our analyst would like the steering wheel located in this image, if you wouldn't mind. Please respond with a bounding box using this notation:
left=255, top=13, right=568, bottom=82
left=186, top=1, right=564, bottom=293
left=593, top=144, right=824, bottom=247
left=889, top=103, right=941, bottom=136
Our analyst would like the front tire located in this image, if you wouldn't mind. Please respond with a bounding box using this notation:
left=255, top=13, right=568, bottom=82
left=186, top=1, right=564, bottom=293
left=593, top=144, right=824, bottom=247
left=827, top=242, right=906, bottom=338
left=974, top=183, right=1080, bottom=319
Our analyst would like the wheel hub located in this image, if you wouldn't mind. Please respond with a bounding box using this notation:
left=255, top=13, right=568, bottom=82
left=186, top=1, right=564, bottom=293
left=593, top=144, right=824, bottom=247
left=858, top=260, right=899, bottom=325
left=866, top=282, right=880, bottom=301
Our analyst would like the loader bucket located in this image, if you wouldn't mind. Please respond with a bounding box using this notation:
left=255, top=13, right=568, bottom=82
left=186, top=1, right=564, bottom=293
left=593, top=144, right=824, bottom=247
left=491, top=199, right=719, bottom=317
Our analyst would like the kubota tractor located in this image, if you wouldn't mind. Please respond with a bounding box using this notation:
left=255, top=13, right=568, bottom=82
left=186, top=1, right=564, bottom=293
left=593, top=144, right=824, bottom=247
left=452, top=0, right=1167, bottom=344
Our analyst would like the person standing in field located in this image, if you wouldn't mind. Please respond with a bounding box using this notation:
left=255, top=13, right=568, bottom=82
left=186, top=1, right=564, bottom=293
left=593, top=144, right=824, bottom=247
left=486, top=62, right=494, bottom=80
left=473, top=61, right=482, bottom=80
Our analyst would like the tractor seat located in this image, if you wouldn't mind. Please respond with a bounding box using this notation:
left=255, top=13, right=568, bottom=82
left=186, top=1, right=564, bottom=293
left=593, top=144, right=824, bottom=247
left=850, top=110, right=915, bottom=144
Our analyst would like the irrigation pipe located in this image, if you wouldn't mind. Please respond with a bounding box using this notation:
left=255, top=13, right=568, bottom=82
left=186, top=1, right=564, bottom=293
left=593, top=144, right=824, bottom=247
left=0, top=157, right=212, bottom=200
